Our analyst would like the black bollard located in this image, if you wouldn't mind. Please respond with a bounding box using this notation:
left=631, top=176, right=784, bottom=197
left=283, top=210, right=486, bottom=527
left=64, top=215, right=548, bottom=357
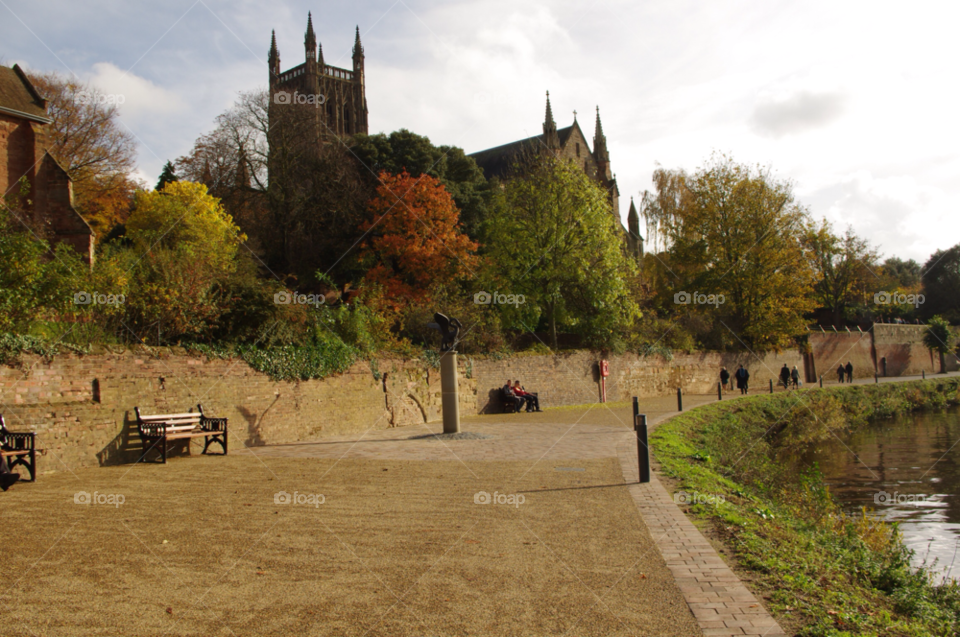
left=636, top=413, right=650, bottom=483
left=819, top=375, right=823, bottom=388
left=769, top=379, right=774, bottom=394
left=718, top=381, right=722, bottom=401
left=677, top=387, right=683, bottom=412
left=875, top=373, right=879, bottom=384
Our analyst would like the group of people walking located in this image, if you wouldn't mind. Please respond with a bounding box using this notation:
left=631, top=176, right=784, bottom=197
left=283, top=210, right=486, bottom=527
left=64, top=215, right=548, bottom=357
left=720, top=362, right=859, bottom=394
left=837, top=362, right=854, bottom=383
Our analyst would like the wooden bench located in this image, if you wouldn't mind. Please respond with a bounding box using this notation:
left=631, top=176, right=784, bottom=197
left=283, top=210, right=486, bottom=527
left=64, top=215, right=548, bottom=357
left=501, top=388, right=523, bottom=413
left=135, top=404, right=228, bottom=464
left=0, top=415, right=37, bottom=481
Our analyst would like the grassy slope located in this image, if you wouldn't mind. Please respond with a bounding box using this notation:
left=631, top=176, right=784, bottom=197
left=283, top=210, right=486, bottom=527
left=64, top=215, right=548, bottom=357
left=651, top=379, right=960, bottom=637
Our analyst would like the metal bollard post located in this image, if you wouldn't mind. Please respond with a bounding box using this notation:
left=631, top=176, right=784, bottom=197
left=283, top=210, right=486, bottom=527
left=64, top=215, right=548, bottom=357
left=875, top=373, right=879, bottom=384
left=769, top=379, right=774, bottom=394
left=635, top=413, right=650, bottom=484
left=717, top=381, right=722, bottom=401
left=677, top=387, right=683, bottom=412
left=819, top=375, right=823, bottom=388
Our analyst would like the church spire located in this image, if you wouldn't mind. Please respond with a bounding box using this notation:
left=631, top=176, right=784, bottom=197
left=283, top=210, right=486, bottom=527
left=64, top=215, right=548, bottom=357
left=628, top=197, right=640, bottom=236
left=268, top=30, right=280, bottom=82
left=593, top=105, right=609, bottom=162
left=305, top=12, right=317, bottom=60
left=542, top=91, right=560, bottom=150
left=353, top=25, right=364, bottom=72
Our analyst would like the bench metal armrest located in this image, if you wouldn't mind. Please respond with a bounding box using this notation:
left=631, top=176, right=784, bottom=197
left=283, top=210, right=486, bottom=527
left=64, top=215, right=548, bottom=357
left=200, top=417, right=227, bottom=432
left=1, top=431, right=35, bottom=451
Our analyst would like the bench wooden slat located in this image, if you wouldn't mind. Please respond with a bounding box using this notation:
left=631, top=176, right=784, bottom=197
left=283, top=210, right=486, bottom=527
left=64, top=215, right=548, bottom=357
left=138, top=412, right=201, bottom=420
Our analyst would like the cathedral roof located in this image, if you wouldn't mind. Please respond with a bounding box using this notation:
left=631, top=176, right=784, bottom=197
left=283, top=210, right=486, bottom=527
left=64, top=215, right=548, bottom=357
left=0, top=65, right=50, bottom=123
left=468, top=125, right=577, bottom=180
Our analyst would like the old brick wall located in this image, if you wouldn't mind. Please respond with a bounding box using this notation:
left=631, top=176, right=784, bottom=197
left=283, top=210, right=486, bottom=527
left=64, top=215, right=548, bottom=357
left=0, top=350, right=477, bottom=473
left=872, top=324, right=960, bottom=375
left=468, top=349, right=803, bottom=413
left=807, top=331, right=876, bottom=379
left=0, top=113, right=38, bottom=197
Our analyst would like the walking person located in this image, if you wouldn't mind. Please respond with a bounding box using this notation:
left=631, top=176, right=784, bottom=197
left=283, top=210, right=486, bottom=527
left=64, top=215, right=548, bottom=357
left=845, top=362, right=854, bottom=383
left=735, top=365, right=750, bottom=395
left=791, top=366, right=801, bottom=389
left=719, top=367, right=730, bottom=392
left=837, top=364, right=846, bottom=383
left=779, top=364, right=791, bottom=390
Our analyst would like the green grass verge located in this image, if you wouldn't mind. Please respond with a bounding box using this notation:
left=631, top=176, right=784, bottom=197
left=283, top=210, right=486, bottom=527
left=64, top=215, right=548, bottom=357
left=652, top=379, right=960, bottom=636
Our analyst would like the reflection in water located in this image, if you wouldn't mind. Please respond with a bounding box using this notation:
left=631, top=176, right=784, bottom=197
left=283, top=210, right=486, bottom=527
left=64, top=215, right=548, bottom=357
left=807, top=408, right=960, bottom=583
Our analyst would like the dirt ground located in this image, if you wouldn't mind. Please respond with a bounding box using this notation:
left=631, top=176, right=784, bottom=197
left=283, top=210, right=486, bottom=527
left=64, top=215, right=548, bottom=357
left=1, top=453, right=701, bottom=637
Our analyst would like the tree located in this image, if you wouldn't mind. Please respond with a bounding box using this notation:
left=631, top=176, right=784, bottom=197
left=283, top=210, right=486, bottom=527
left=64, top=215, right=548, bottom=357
left=351, top=129, right=491, bottom=238
left=358, top=171, right=478, bottom=313
left=920, top=244, right=960, bottom=323
left=155, top=161, right=178, bottom=191
left=651, top=155, right=815, bottom=351
left=882, top=257, right=921, bottom=289
left=486, top=155, right=639, bottom=350
left=29, top=71, right=140, bottom=236
left=124, top=182, right=248, bottom=342
left=923, top=315, right=953, bottom=374
left=804, top=220, right=880, bottom=326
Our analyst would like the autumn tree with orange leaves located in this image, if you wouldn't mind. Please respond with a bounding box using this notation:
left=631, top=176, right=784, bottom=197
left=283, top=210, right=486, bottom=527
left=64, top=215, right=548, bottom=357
left=359, top=171, right=479, bottom=312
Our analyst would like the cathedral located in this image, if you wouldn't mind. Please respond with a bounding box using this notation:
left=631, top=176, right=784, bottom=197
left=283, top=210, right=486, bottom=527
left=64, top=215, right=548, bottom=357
left=469, top=93, right=642, bottom=258
left=265, top=14, right=641, bottom=258
left=268, top=13, right=368, bottom=140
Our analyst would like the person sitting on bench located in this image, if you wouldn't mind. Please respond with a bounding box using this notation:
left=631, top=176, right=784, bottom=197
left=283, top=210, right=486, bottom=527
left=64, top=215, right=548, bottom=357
left=0, top=454, right=20, bottom=492
left=513, top=380, right=541, bottom=412
left=502, top=380, right=524, bottom=412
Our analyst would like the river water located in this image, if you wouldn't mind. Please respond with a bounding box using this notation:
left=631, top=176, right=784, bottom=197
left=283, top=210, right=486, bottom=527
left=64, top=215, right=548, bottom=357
left=807, top=408, right=960, bottom=583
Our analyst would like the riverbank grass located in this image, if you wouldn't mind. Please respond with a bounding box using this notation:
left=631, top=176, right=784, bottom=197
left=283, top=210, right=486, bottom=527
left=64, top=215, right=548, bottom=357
left=652, top=379, right=960, bottom=636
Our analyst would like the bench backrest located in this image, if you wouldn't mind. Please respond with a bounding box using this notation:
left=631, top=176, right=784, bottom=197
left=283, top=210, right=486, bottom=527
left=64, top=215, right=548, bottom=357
left=135, top=407, right=202, bottom=432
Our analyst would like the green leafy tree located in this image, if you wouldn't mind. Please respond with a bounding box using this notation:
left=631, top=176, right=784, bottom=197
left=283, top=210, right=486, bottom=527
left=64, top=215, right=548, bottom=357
left=651, top=155, right=815, bottom=351
left=922, top=315, right=953, bottom=373
left=155, top=161, right=178, bottom=191
left=921, top=244, right=960, bottom=323
left=804, top=220, right=880, bottom=326
left=124, top=181, right=247, bottom=342
left=486, top=154, right=639, bottom=350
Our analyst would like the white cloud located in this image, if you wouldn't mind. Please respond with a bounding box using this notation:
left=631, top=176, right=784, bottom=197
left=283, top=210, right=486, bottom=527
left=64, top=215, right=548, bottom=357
left=85, top=62, right=185, bottom=123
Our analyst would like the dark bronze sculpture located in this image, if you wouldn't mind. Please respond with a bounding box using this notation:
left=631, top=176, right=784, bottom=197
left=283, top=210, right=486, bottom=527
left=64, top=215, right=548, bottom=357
left=428, top=313, right=462, bottom=352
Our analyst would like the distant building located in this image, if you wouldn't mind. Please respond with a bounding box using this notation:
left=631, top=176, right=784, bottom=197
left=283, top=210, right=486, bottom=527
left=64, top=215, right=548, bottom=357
left=0, top=64, right=94, bottom=263
left=469, top=92, right=642, bottom=258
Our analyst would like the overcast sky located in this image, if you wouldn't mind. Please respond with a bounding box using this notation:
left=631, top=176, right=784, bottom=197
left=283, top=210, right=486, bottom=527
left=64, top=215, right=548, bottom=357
left=3, top=0, right=957, bottom=262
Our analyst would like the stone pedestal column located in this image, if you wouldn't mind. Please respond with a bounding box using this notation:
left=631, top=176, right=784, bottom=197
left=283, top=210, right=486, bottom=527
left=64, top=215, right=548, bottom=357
left=440, top=351, right=460, bottom=434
